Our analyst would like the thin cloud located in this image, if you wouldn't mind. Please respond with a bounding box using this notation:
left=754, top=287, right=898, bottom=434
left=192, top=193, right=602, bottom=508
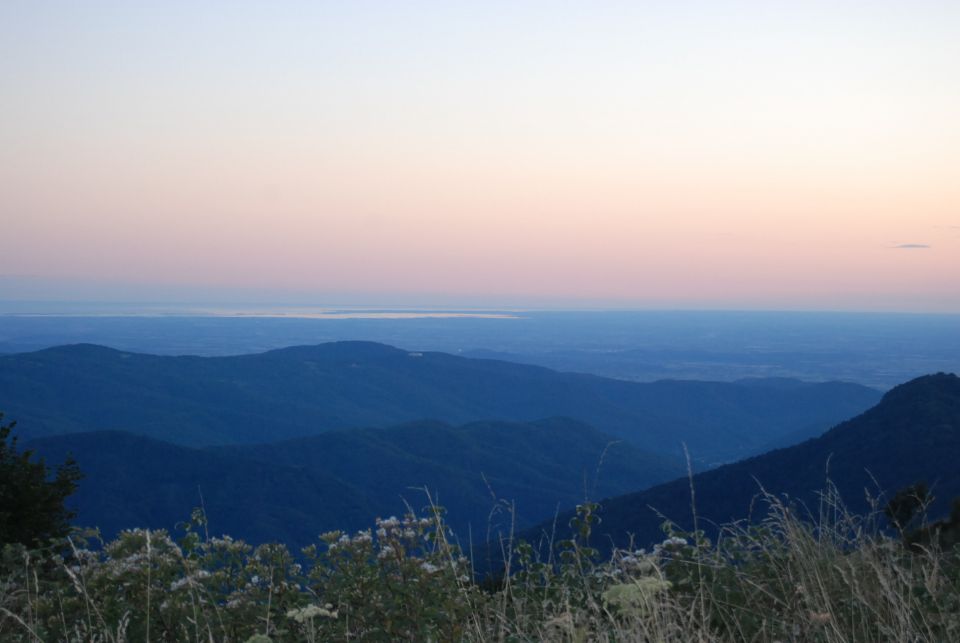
left=893, top=243, right=931, bottom=249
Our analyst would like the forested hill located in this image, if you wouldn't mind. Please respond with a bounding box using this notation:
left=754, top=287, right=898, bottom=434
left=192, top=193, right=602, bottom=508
left=0, top=341, right=880, bottom=461
left=528, top=373, right=960, bottom=551
left=26, top=418, right=682, bottom=547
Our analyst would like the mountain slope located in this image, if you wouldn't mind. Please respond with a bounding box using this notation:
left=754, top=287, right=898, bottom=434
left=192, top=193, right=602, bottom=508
left=0, top=342, right=881, bottom=460
left=26, top=418, right=683, bottom=547
left=213, top=417, right=682, bottom=534
left=23, top=430, right=374, bottom=547
left=527, top=373, right=960, bottom=552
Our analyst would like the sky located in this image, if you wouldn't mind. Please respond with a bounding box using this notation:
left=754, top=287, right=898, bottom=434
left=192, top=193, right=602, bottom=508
left=1, top=1, right=958, bottom=312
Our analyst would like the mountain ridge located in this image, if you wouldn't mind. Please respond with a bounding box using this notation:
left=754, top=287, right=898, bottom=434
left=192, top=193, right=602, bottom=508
left=522, top=372, right=960, bottom=553
left=25, top=417, right=682, bottom=547
left=0, top=341, right=882, bottom=461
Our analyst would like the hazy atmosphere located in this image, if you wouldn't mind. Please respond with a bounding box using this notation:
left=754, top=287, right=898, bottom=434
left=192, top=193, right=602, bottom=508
left=3, top=3, right=960, bottom=641
left=3, top=1, right=958, bottom=311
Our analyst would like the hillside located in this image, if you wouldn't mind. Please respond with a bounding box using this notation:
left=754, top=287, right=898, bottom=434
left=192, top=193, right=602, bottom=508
left=528, top=373, right=960, bottom=551
left=22, top=430, right=374, bottom=547
left=26, top=418, right=682, bottom=547
left=0, top=342, right=881, bottom=461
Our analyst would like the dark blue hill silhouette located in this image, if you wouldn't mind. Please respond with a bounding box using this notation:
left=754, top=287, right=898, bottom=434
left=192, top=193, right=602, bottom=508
left=23, top=430, right=373, bottom=547
left=0, top=341, right=880, bottom=461
left=26, top=418, right=682, bottom=547
left=211, top=417, right=681, bottom=533
left=524, top=373, right=960, bottom=553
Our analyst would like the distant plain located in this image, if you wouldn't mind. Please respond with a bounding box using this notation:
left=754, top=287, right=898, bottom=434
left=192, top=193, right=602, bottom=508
left=2, top=308, right=958, bottom=388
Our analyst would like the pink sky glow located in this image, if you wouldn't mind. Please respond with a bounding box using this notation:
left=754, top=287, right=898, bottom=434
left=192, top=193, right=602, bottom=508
left=2, top=2, right=958, bottom=312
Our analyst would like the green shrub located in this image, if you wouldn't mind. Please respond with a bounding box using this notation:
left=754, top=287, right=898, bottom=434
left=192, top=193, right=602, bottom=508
left=2, top=491, right=959, bottom=642
left=0, top=414, right=82, bottom=548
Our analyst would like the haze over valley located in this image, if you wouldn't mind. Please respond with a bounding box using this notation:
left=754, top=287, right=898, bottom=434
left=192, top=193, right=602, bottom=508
left=2, top=309, right=957, bottom=389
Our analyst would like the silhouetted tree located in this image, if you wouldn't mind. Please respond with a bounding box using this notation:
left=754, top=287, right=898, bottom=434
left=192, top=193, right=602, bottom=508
left=0, top=413, right=82, bottom=547
left=884, top=482, right=929, bottom=532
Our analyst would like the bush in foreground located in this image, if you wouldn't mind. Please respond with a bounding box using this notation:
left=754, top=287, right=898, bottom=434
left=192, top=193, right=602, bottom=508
left=0, top=414, right=82, bottom=549
left=2, top=489, right=959, bottom=642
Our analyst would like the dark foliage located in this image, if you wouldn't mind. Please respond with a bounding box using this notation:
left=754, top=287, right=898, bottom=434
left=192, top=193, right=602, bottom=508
left=0, top=413, right=82, bottom=547
left=904, top=496, right=960, bottom=550
left=884, top=482, right=929, bottom=531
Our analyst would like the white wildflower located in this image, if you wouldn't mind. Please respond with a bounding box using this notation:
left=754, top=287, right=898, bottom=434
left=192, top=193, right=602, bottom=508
left=287, top=604, right=338, bottom=622
left=170, top=577, right=191, bottom=591
left=354, top=529, right=372, bottom=543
